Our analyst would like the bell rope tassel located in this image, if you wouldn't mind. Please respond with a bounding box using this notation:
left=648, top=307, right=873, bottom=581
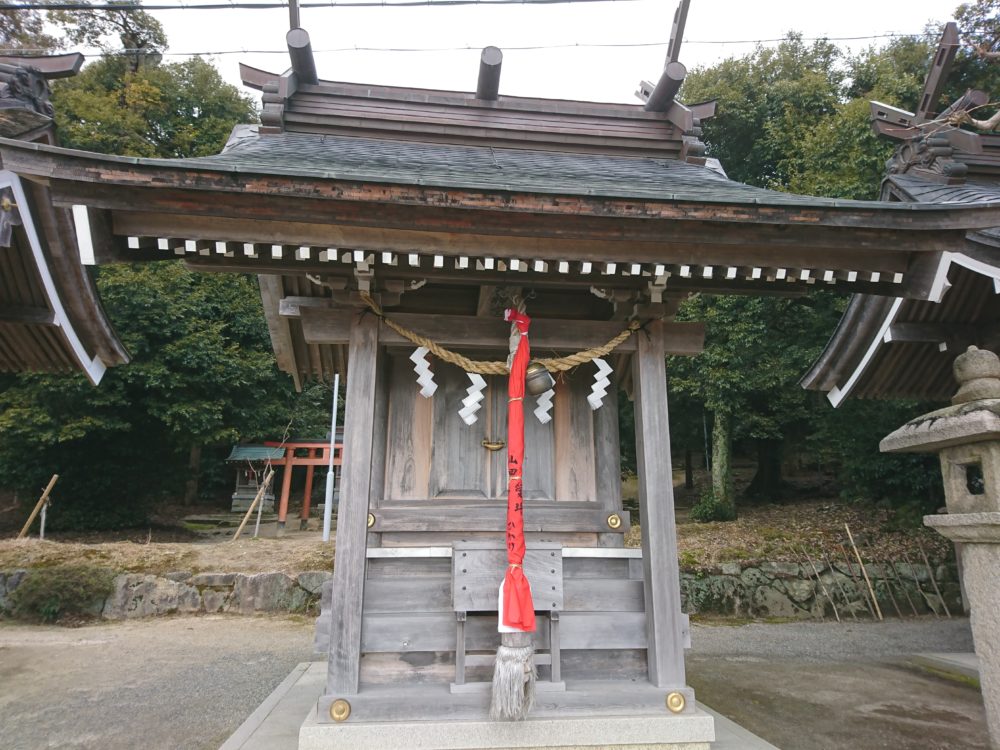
left=491, top=308, right=537, bottom=721
left=490, top=627, right=536, bottom=721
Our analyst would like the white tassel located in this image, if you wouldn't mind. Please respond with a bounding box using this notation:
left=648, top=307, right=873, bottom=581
left=459, top=373, right=487, bottom=425
left=533, top=388, right=554, bottom=424
left=491, top=579, right=536, bottom=721
left=587, top=358, right=613, bottom=410
left=409, top=346, right=437, bottom=398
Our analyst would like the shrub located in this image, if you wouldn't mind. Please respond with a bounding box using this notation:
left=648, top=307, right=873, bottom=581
left=9, top=565, right=114, bottom=622
left=689, top=489, right=737, bottom=523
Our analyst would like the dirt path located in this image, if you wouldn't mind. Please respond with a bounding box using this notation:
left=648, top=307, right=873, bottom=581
left=0, top=616, right=988, bottom=750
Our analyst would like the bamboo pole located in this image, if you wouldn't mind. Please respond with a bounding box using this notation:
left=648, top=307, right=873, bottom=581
left=845, top=524, right=882, bottom=621
left=823, top=553, right=858, bottom=621
left=232, top=469, right=274, bottom=542
left=883, top=554, right=919, bottom=616
left=799, top=546, right=840, bottom=622
left=17, top=475, right=58, bottom=539
left=839, top=543, right=876, bottom=619
left=901, top=548, right=939, bottom=618
left=868, top=546, right=903, bottom=619
left=916, top=539, right=952, bottom=618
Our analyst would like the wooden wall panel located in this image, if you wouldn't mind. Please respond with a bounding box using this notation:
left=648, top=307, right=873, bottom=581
left=554, top=376, right=597, bottom=502
left=430, top=364, right=492, bottom=499
left=383, top=354, right=432, bottom=501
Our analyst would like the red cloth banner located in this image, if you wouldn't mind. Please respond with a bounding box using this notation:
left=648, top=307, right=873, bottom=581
left=501, top=309, right=536, bottom=632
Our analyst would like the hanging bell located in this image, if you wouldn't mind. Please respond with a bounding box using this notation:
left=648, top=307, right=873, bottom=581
left=525, top=361, right=555, bottom=396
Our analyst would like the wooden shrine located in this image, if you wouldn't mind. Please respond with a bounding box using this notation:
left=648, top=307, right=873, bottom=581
left=225, top=444, right=284, bottom=513
left=4, top=5, right=1000, bottom=748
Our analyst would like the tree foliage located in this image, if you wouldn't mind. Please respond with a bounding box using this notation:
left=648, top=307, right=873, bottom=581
left=0, top=5, right=59, bottom=51
left=53, top=55, right=255, bottom=157
left=667, top=23, right=996, bottom=519
left=0, top=12, right=322, bottom=529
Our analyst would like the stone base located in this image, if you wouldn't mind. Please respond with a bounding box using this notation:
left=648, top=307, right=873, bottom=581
left=300, top=709, right=714, bottom=749
left=219, top=663, right=781, bottom=750
left=231, top=497, right=275, bottom=513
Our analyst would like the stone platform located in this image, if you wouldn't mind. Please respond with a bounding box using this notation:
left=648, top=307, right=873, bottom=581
left=220, top=662, right=780, bottom=750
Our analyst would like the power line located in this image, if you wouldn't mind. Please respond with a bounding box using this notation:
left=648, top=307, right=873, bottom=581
left=0, top=0, right=641, bottom=7
left=0, top=31, right=928, bottom=58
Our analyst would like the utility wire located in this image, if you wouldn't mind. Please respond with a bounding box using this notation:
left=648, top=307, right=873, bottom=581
left=0, top=32, right=929, bottom=58
left=0, top=0, right=640, bottom=7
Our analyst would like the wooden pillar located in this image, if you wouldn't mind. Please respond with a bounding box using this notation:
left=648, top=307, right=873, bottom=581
left=300, top=463, right=316, bottom=526
left=632, top=319, right=686, bottom=688
left=326, top=314, right=380, bottom=696
left=277, top=451, right=294, bottom=530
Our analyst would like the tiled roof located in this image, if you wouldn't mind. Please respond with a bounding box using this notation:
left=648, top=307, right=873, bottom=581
left=225, top=445, right=286, bottom=462
left=172, top=128, right=950, bottom=207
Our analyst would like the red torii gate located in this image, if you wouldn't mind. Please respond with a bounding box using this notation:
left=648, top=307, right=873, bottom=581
left=264, top=438, right=342, bottom=531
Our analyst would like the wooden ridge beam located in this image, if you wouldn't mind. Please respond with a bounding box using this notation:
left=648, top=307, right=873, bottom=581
left=292, top=307, right=706, bottom=356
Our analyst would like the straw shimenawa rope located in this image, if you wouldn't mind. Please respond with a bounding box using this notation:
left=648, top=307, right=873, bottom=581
left=359, top=290, right=641, bottom=375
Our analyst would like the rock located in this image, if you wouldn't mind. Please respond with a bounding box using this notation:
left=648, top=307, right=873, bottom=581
left=760, top=562, right=802, bottom=579
left=895, top=563, right=930, bottom=583
left=681, top=575, right=743, bottom=615
left=740, top=567, right=768, bottom=587
left=201, top=589, right=229, bottom=613
left=320, top=579, right=334, bottom=610
left=750, top=585, right=802, bottom=618
left=0, top=569, right=27, bottom=612
left=162, top=571, right=193, bottom=583
left=297, top=571, right=332, bottom=595
left=103, top=574, right=201, bottom=620
left=784, top=579, right=815, bottom=603
left=228, top=573, right=307, bottom=614
left=720, top=562, right=741, bottom=576
left=190, top=572, right=237, bottom=587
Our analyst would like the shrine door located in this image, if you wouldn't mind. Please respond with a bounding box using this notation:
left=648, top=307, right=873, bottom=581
left=381, top=351, right=601, bottom=504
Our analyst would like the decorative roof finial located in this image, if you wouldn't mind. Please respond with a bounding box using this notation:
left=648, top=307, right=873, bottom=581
left=952, top=345, right=1000, bottom=404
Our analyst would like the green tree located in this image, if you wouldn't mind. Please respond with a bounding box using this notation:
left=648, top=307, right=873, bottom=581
left=50, top=1, right=166, bottom=71
left=671, top=28, right=967, bottom=520
left=52, top=55, right=255, bottom=157
left=681, top=35, right=844, bottom=189
left=0, top=14, right=324, bottom=527
left=0, top=3, right=59, bottom=51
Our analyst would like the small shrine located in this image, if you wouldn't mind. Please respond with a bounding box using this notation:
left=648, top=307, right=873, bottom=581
left=3, top=3, right=1000, bottom=748
left=225, top=444, right=284, bottom=513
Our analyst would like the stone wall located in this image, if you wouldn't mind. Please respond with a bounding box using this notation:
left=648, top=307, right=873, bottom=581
left=0, top=569, right=331, bottom=620
left=680, top=560, right=962, bottom=619
left=0, top=560, right=961, bottom=621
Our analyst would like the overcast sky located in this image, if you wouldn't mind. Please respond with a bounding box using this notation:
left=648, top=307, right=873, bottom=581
left=144, top=0, right=962, bottom=103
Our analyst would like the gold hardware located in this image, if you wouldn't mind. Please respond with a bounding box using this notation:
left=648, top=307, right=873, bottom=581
left=666, top=692, right=686, bottom=713
left=367, top=513, right=375, bottom=529
left=607, top=513, right=622, bottom=530
left=329, top=699, right=351, bottom=722
left=482, top=439, right=506, bottom=452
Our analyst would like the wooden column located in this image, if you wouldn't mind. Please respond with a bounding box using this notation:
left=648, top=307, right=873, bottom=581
left=277, top=451, right=294, bottom=530
left=326, top=313, right=380, bottom=696
left=300, top=463, right=316, bottom=525
left=632, top=319, right=686, bottom=688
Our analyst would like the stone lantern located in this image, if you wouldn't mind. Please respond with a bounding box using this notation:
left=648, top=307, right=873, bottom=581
left=881, top=345, right=1000, bottom=747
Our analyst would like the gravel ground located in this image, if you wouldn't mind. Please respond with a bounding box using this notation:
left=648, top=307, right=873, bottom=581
left=0, top=615, right=315, bottom=750
left=688, top=617, right=987, bottom=750
left=0, top=615, right=989, bottom=750
left=690, top=617, right=976, bottom=661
